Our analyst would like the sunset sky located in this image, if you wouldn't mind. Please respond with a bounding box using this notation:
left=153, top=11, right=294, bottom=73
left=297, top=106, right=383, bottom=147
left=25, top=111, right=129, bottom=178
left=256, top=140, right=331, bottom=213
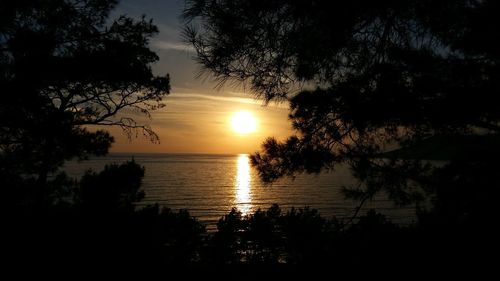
left=109, top=0, right=293, bottom=154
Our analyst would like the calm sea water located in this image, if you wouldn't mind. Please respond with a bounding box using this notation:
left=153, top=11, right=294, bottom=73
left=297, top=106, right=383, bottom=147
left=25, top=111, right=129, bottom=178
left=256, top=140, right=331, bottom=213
left=63, top=153, right=414, bottom=230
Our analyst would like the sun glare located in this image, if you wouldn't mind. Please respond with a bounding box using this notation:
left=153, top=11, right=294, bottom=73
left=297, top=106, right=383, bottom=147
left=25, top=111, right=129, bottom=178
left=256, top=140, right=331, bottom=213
left=231, top=111, right=257, bottom=134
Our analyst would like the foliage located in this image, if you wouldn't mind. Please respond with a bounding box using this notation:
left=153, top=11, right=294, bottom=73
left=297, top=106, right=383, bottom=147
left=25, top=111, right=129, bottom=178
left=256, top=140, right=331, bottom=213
left=3, top=160, right=206, bottom=269
left=183, top=0, right=500, bottom=225
left=77, top=160, right=145, bottom=213
left=0, top=0, right=170, bottom=204
left=206, top=204, right=335, bottom=265
left=133, top=205, right=206, bottom=265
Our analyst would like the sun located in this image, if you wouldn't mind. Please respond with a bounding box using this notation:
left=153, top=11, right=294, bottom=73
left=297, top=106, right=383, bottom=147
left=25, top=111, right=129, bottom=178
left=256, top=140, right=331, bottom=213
left=230, top=111, right=257, bottom=134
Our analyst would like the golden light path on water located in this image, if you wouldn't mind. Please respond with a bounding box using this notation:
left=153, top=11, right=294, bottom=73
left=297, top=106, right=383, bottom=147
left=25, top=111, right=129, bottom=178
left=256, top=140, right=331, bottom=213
left=235, top=154, right=252, bottom=216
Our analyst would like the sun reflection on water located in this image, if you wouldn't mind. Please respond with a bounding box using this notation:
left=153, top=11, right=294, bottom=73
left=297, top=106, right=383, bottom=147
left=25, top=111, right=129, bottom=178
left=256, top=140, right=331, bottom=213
left=235, top=154, right=252, bottom=216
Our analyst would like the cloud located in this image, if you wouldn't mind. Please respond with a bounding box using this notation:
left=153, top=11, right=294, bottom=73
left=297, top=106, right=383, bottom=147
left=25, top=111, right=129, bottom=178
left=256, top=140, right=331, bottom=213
left=168, top=93, right=258, bottom=104
left=152, top=40, right=195, bottom=52
left=166, top=93, right=289, bottom=109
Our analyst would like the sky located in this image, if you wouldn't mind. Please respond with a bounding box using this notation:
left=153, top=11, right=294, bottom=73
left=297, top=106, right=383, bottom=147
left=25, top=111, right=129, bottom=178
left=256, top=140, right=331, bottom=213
left=108, top=0, right=293, bottom=154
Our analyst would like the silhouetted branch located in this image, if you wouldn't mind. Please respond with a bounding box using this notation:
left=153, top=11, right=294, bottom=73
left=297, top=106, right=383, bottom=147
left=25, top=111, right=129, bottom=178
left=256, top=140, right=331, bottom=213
left=344, top=194, right=370, bottom=227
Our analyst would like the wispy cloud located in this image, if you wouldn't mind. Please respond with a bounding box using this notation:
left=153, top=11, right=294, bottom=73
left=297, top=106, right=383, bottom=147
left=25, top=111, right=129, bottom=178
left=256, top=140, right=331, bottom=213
left=152, top=40, right=195, bottom=52
left=165, top=93, right=289, bottom=109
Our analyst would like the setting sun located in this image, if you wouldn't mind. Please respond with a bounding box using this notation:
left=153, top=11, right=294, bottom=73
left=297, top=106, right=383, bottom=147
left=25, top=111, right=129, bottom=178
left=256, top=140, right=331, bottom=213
left=230, top=111, right=257, bottom=134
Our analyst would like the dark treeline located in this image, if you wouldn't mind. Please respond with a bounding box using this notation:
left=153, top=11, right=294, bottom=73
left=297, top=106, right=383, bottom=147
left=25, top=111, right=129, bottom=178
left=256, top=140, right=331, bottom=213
left=4, top=160, right=483, bottom=273
left=3, top=160, right=492, bottom=274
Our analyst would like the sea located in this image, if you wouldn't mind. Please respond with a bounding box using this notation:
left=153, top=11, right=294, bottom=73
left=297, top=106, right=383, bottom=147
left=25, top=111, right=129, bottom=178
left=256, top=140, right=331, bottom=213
left=63, top=153, right=415, bottom=231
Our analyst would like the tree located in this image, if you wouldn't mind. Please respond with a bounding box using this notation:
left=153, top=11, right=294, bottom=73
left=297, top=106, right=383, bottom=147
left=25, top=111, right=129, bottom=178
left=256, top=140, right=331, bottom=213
left=0, top=0, right=170, bottom=204
left=183, top=0, right=500, bottom=221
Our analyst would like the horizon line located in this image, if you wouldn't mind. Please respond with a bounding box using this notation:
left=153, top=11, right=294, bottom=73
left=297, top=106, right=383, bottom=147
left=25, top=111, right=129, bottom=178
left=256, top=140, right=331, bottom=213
left=108, top=151, right=253, bottom=156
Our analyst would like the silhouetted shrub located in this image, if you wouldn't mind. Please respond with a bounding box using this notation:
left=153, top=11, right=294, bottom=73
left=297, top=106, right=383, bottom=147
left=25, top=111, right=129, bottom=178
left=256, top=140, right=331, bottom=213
left=280, top=207, right=332, bottom=264
left=134, top=205, right=206, bottom=265
left=244, top=204, right=283, bottom=263
left=77, top=160, right=145, bottom=213
left=202, top=204, right=405, bottom=267
left=207, top=208, right=245, bottom=264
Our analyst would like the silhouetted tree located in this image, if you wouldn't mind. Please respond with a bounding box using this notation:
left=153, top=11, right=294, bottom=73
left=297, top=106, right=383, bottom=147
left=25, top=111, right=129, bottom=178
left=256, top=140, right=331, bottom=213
left=183, top=0, right=500, bottom=222
left=3, top=160, right=207, bottom=270
left=78, top=160, right=145, bottom=213
left=209, top=208, right=246, bottom=263
left=0, top=0, right=170, bottom=205
left=199, top=204, right=421, bottom=270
